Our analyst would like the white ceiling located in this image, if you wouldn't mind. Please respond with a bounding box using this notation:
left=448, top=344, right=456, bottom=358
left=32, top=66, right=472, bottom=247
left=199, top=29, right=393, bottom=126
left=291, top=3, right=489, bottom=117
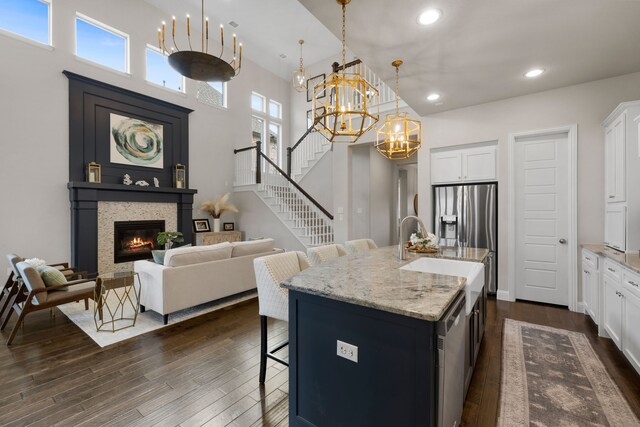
left=298, top=0, right=640, bottom=116
left=146, top=0, right=640, bottom=116
left=145, top=0, right=342, bottom=79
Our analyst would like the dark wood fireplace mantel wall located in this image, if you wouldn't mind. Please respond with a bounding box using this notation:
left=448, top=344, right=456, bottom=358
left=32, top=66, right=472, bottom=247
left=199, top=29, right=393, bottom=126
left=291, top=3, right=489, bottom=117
left=65, top=72, right=196, bottom=277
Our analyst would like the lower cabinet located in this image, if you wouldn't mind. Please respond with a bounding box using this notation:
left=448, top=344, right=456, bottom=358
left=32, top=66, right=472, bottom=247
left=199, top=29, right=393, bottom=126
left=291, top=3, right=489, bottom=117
left=603, top=273, right=623, bottom=349
left=464, top=286, right=486, bottom=394
left=622, top=272, right=640, bottom=373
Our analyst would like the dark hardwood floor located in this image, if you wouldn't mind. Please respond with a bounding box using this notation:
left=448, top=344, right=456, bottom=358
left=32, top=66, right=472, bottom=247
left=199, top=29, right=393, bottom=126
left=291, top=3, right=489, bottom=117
left=0, top=297, right=639, bottom=426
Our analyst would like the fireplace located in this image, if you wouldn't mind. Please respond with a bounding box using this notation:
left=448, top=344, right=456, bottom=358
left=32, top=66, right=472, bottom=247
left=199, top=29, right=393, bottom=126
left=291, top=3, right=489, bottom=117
left=114, top=220, right=165, bottom=263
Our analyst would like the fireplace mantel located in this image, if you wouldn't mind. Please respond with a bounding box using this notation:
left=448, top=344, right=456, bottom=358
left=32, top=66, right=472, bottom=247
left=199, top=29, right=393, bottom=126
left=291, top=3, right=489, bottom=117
left=68, top=182, right=197, bottom=276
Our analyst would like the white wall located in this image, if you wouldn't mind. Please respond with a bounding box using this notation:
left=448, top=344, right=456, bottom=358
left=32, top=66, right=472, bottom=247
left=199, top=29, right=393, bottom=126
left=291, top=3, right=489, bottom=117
left=0, top=0, right=291, bottom=263
left=417, top=71, right=640, bottom=300
left=299, top=151, right=333, bottom=210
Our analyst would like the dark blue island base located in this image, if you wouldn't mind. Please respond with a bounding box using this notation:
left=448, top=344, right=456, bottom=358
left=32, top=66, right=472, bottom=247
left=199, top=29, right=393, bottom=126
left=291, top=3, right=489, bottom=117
left=288, top=290, right=440, bottom=427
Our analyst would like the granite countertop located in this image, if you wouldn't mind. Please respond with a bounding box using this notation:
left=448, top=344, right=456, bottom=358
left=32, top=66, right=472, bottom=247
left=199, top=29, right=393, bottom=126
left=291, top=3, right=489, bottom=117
left=582, top=244, right=640, bottom=275
left=281, top=246, right=489, bottom=322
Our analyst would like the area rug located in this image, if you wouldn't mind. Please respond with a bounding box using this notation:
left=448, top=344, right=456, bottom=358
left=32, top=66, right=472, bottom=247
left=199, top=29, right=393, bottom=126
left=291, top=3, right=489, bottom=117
left=58, top=291, right=257, bottom=348
left=498, top=319, right=639, bottom=426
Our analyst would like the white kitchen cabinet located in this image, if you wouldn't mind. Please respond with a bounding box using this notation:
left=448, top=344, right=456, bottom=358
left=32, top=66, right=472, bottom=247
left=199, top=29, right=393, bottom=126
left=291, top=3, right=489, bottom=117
left=604, top=113, right=626, bottom=203
left=603, top=272, right=623, bottom=350
left=431, top=151, right=462, bottom=184
left=431, top=145, right=496, bottom=184
left=583, top=264, right=598, bottom=323
left=622, top=270, right=640, bottom=373
left=604, top=205, right=626, bottom=252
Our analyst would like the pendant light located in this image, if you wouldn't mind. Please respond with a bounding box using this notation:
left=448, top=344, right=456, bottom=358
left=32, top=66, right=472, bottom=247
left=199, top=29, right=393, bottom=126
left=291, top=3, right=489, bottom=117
left=157, top=0, right=242, bottom=82
left=375, top=60, right=422, bottom=159
left=313, top=0, right=379, bottom=143
left=292, top=40, right=308, bottom=92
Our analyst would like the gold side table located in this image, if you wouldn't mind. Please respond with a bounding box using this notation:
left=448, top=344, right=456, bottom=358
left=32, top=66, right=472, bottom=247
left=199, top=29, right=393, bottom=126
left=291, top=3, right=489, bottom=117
left=94, top=271, right=141, bottom=332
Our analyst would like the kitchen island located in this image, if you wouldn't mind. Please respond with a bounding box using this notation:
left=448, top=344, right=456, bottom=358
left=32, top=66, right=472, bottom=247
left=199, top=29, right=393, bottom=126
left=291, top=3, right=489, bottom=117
left=282, top=246, right=488, bottom=427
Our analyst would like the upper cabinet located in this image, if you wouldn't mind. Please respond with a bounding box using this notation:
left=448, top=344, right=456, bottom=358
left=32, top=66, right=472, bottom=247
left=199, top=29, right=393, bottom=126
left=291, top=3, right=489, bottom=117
left=602, top=101, right=640, bottom=253
left=431, top=145, right=497, bottom=185
left=604, top=113, right=626, bottom=203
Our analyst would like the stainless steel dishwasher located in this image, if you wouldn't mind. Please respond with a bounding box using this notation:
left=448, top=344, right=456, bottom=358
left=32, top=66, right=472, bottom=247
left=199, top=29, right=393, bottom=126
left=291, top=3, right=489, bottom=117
left=437, top=292, right=466, bottom=427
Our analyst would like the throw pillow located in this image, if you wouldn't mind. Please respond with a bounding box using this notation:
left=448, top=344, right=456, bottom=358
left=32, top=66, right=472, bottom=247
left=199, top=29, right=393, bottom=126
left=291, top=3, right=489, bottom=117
left=38, top=266, right=68, bottom=288
left=152, top=250, right=167, bottom=265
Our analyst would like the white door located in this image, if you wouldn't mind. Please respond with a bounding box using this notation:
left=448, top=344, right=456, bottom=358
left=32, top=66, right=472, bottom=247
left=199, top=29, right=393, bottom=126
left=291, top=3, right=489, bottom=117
left=514, top=135, right=569, bottom=305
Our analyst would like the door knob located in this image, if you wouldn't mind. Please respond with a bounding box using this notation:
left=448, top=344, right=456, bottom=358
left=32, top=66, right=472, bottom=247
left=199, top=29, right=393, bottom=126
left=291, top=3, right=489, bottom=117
left=559, top=239, right=567, bottom=244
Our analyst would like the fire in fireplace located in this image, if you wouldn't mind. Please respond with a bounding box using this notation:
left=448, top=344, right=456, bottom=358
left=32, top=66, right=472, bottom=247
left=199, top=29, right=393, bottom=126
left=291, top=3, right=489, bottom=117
left=114, top=220, right=165, bottom=263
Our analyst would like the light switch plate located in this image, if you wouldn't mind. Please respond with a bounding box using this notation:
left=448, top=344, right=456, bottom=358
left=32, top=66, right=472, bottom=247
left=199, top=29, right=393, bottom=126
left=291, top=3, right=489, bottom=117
left=337, top=340, right=358, bottom=363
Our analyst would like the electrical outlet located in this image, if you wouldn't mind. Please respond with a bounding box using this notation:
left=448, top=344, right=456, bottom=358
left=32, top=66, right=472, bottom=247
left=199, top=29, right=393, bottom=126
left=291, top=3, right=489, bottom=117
left=337, top=340, right=358, bottom=363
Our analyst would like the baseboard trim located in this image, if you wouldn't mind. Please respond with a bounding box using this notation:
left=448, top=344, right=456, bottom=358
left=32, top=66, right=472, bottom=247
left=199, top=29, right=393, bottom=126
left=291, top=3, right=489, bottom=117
left=576, top=302, right=585, bottom=314
left=496, top=290, right=513, bottom=302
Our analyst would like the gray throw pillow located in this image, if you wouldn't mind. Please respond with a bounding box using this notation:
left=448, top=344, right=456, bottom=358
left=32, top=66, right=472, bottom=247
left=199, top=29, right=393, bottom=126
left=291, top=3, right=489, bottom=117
left=152, top=250, right=167, bottom=265
left=37, top=266, right=68, bottom=289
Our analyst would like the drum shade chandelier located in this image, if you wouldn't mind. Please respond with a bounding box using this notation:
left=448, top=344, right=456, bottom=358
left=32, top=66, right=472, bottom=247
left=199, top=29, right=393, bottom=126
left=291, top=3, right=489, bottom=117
left=292, top=40, right=308, bottom=92
left=375, top=60, right=422, bottom=159
left=313, top=0, right=379, bottom=143
left=157, top=0, right=242, bottom=82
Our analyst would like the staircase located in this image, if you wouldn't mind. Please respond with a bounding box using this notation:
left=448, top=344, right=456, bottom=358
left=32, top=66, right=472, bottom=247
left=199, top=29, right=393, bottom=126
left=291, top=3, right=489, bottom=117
left=288, top=130, right=331, bottom=182
left=234, top=142, right=334, bottom=248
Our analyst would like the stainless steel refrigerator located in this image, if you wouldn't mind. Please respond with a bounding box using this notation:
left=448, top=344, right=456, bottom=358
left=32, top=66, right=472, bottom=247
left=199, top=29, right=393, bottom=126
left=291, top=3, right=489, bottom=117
left=433, top=184, right=498, bottom=294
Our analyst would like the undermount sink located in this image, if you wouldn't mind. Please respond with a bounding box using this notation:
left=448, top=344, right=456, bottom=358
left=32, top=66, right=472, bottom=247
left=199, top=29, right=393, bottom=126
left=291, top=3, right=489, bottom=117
left=400, top=257, right=485, bottom=315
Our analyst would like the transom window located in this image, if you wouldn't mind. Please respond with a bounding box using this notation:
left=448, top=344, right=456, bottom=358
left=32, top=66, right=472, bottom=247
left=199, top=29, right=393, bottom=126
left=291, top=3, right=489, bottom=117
left=146, top=46, right=184, bottom=92
left=75, top=14, right=129, bottom=73
left=252, top=92, right=266, bottom=113
left=269, top=100, right=282, bottom=119
left=0, top=0, right=50, bottom=46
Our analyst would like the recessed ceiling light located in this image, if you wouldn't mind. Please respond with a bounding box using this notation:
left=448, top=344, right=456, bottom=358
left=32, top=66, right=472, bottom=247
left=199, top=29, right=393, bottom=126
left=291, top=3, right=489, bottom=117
left=279, top=53, right=287, bottom=59
left=525, top=68, right=545, bottom=78
left=427, top=93, right=441, bottom=101
left=418, top=9, right=442, bottom=26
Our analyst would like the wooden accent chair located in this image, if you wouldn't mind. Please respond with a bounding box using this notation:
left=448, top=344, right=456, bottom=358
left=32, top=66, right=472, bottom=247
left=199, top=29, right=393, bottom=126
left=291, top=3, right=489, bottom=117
left=253, top=251, right=310, bottom=383
left=1, top=254, right=76, bottom=324
left=306, top=244, right=348, bottom=267
left=2, top=261, right=95, bottom=345
left=344, top=238, right=378, bottom=254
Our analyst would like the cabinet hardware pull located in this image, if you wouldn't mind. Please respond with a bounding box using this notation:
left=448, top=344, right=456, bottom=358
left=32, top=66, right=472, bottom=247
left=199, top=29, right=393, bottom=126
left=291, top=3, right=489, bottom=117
left=609, top=195, right=615, bottom=199
left=629, top=281, right=638, bottom=287
left=586, top=257, right=591, bottom=261
left=584, top=270, right=589, bottom=274
left=608, top=267, right=616, bottom=273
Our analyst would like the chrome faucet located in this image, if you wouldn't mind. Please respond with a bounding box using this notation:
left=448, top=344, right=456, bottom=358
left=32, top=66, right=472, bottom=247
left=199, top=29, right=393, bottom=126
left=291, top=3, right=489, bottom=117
left=399, top=215, right=426, bottom=260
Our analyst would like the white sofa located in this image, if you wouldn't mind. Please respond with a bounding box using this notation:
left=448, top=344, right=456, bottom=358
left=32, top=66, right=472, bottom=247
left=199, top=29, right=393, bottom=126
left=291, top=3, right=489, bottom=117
left=134, top=238, right=283, bottom=324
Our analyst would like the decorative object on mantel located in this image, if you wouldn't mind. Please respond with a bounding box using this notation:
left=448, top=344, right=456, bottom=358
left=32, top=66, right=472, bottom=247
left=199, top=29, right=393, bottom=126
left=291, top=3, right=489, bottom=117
left=87, top=162, right=101, bottom=183
left=156, top=0, right=242, bottom=82
left=292, top=40, right=308, bottom=93
left=223, top=222, right=235, bottom=231
left=157, top=231, right=184, bottom=250
left=408, top=231, right=438, bottom=253
left=375, top=60, right=422, bottom=160
left=123, top=174, right=133, bottom=185
left=153, top=177, right=160, bottom=187
left=312, top=0, right=379, bottom=143
left=135, top=180, right=150, bottom=187
left=200, top=193, right=239, bottom=232
left=174, top=164, right=186, bottom=189
left=192, top=218, right=211, bottom=233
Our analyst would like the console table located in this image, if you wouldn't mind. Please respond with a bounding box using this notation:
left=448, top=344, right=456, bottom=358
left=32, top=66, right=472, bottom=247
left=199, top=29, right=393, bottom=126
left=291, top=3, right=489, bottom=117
left=194, top=231, right=242, bottom=246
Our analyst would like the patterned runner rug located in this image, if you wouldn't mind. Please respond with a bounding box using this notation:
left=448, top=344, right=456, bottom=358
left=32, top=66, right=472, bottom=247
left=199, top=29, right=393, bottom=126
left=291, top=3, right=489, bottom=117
left=499, top=319, right=639, bottom=426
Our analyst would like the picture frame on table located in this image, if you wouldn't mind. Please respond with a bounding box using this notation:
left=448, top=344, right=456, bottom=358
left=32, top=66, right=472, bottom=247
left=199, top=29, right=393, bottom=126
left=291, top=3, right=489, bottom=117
left=192, top=219, right=211, bottom=233
left=306, top=73, right=326, bottom=102
left=223, top=222, right=235, bottom=231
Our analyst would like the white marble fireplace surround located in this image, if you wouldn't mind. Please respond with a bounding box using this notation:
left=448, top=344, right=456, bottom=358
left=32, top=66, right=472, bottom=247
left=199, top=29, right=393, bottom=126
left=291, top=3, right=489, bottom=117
left=98, top=202, right=177, bottom=273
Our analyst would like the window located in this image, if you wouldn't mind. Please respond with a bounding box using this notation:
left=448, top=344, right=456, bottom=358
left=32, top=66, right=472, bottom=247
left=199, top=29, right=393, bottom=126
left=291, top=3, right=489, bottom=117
left=252, top=116, right=265, bottom=145
left=0, top=0, right=50, bottom=45
left=76, top=14, right=128, bottom=73
left=269, top=100, right=282, bottom=119
left=146, top=46, right=184, bottom=92
left=207, top=82, right=227, bottom=107
left=252, top=92, right=266, bottom=112
left=268, top=123, right=281, bottom=164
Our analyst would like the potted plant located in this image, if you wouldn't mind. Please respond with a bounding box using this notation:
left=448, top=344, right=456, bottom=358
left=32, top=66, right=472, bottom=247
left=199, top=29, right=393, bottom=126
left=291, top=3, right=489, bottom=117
left=200, top=193, right=239, bottom=232
left=157, top=231, right=184, bottom=250
left=408, top=230, right=439, bottom=253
